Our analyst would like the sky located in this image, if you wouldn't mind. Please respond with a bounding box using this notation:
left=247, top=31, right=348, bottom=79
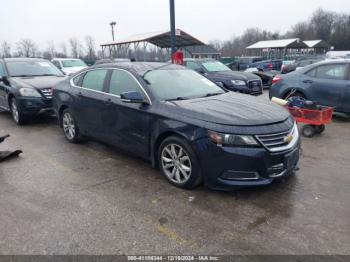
left=1, top=0, right=350, bottom=51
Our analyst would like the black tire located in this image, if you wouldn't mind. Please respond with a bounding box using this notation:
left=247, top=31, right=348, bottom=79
left=284, top=91, right=306, bottom=100
left=158, top=136, right=202, bottom=190
left=61, top=108, right=81, bottom=143
left=10, top=97, right=26, bottom=125
left=302, top=125, right=315, bottom=138
left=315, top=125, right=325, bottom=134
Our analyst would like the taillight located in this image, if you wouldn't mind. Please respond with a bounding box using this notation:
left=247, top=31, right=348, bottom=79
left=272, top=76, right=282, bottom=85
left=268, top=63, right=273, bottom=69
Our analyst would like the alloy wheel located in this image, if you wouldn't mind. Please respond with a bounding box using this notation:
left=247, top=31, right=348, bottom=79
left=11, top=99, right=19, bottom=123
left=161, top=143, right=192, bottom=184
left=62, top=112, right=76, bottom=140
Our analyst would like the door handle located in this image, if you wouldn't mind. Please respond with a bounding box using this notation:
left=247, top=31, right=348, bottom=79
left=303, top=80, right=313, bottom=84
left=104, top=99, right=113, bottom=106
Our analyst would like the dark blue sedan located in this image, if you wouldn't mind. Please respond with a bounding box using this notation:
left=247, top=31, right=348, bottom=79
left=53, top=62, right=300, bottom=190
left=269, top=60, right=350, bottom=114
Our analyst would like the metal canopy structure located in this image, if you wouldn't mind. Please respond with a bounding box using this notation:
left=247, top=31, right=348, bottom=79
left=303, top=40, right=330, bottom=49
left=100, top=29, right=205, bottom=60
left=246, top=38, right=308, bottom=59
left=246, top=38, right=308, bottom=50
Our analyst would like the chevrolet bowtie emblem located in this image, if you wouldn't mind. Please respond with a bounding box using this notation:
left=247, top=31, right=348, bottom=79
left=284, top=135, right=294, bottom=143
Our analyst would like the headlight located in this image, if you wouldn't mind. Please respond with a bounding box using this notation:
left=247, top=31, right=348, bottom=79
left=209, top=131, right=259, bottom=147
left=19, top=88, right=42, bottom=97
left=231, top=80, right=246, bottom=86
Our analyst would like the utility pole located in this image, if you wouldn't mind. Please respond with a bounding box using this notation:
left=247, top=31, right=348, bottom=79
left=110, top=21, right=116, bottom=58
left=169, top=0, right=176, bottom=59
left=110, top=21, right=116, bottom=42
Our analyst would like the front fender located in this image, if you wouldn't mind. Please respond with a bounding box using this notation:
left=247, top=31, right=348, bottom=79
left=150, top=118, right=206, bottom=167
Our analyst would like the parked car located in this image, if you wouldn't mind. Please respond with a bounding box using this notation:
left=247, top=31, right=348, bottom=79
left=53, top=62, right=300, bottom=190
left=0, top=58, right=67, bottom=124
left=326, top=51, right=350, bottom=60
left=245, top=68, right=278, bottom=88
left=184, top=59, right=263, bottom=95
left=94, top=58, right=131, bottom=65
left=51, top=58, right=88, bottom=75
left=270, top=60, right=350, bottom=114
left=237, top=56, right=263, bottom=71
left=281, top=58, right=324, bottom=74
left=248, top=59, right=283, bottom=71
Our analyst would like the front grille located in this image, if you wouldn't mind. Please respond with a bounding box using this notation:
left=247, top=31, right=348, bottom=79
left=40, top=88, right=53, bottom=99
left=256, top=124, right=298, bottom=152
left=248, top=80, right=262, bottom=91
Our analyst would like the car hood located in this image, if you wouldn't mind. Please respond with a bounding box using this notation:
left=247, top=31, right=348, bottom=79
left=207, top=70, right=260, bottom=81
left=164, top=92, right=290, bottom=126
left=11, top=76, right=67, bottom=89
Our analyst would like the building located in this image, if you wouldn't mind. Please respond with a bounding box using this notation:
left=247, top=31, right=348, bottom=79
left=183, top=45, right=221, bottom=60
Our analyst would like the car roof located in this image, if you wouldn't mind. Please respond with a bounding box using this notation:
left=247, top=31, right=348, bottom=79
left=312, top=59, right=349, bottom=65
left=183, top=58, right=216, bottom=62
left=90, top=62, right=185, bottom=75
left=3, top=57, right=49, bottom=63
left=52, top=58, right=82, bottom=61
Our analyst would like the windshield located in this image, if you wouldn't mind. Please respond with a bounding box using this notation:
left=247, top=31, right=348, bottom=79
left=202, top=61, right=231, bottom=72
left=7, top=61, right=64, bottom=77
left=62, top=59, right=87, bottom=68
left=144, top=69, right=225, bottom=100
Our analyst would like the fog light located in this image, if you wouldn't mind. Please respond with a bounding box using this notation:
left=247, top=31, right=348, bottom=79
left=221, top=170, right=259, bottom=181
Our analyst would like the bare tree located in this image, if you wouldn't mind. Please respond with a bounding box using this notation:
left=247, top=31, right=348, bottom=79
left=69, top=37, right=81, bottom=58
left=45, top=41, right=56, bottom=60
left=310, top=8, right=335, bottom=42
left=59, top=42, right=68, bottom=58
left=16, top=39, right=37, bottom=57
left=1, top=41, right=11, bottom=58
left=85, top=35, right=96, bottom=60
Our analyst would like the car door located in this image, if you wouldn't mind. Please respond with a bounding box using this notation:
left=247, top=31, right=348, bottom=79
left=302, top=63, right=348, bottom=110
left=0, top=62, right=9, bottom=109
left=343, top=64, right=350, bottom=113
left=75, top=69, right=110, bottom=138
left=103, top=69, right=152, bottom=157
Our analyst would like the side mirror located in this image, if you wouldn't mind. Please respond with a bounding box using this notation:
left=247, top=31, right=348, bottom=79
left=0, top=76, right=9, bottom=85
left=195, top=68, right=206, bottom=74
left=120, top=91, right=147, bottom=104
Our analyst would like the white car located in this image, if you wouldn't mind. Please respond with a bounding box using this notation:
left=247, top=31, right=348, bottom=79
left=51, top=58, right=88, bottom=75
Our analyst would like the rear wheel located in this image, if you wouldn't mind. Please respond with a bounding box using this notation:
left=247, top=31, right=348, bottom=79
left=285, top=91, right=306, bottom=100
left=315, top=125, right=325, bottom=134
left=61, top=109, right=81, bottom=143
left=10, top=97, right=26, bottom=125
left=158, top=136, right=202, bottom=189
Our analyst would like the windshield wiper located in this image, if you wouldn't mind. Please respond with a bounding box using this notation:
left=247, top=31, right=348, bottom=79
left=142, top=63, right=174, bottom=78
left=34, top=74, right=63, bottom=77
left=12, top=75, right=34, bottom=77
left=165, top=97, right=188, bottom=102
left=202, top=92, right=224, bottom=97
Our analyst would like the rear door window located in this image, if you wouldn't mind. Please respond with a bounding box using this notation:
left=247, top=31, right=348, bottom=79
left=82, top=69, right=108, bottom=92
left=315, top=64, right=347, bottom=80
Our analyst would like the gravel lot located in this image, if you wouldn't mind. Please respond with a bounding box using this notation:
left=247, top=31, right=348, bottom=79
left=0, top=92, right=349, bottom=255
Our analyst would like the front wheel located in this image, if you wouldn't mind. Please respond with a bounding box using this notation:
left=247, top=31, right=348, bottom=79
left=158, top=136, right=202, bottom=189
left=61, top=109, right=81, bottom=143
left=10, top=97, right=26, bottom=125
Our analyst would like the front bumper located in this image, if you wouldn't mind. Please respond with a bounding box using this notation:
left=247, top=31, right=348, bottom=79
left=193, top=138, right=300, bottom=190
left=16, top=97, right=53, bottom=115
